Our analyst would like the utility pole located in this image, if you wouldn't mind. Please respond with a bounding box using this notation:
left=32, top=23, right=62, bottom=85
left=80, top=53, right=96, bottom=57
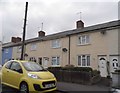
left=21, top=2, right=28, bottom=60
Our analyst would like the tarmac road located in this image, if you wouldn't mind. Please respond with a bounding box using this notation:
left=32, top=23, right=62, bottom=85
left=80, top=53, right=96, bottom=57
left=0, top=84, right=62, bottom=93
left=0, top=82, right=111, bottom=93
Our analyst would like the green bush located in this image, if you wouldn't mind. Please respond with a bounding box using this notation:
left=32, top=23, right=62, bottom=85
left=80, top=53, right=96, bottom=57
left=71, top=67, right=93, bottom=72
left=48, top=66, right=93, bottom=72
left=48, top=67, right=62, bottom=70
left=92, top=70, right=100, bottom=76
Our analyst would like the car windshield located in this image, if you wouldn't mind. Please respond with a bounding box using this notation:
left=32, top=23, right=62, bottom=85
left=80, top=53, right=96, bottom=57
left=22, top=62, right=47, bottom=72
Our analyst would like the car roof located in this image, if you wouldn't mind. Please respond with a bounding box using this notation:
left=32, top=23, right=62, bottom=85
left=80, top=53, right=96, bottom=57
left=9, top=60, right=29, bottom=63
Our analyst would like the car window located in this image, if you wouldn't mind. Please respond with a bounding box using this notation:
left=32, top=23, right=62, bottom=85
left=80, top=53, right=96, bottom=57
left=5, top=61, right=12, bottom=69
left=10, top=62, right=23, bottom=73
left=22, top=62, right=47, bottom=72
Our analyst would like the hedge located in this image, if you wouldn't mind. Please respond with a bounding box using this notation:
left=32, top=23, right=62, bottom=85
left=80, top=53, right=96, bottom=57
left=48, top=67, right=93, bottom=72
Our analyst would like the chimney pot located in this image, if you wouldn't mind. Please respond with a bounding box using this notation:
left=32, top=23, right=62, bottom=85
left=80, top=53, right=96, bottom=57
left=76, top=20, right=84, bottom=29
left=11, top=37, right=16, bottom=43
left=11, top=37, right=21, bottom=43
left=38, top=31, right=45, bottom=37
left=16, top=37, right=21, bottom=42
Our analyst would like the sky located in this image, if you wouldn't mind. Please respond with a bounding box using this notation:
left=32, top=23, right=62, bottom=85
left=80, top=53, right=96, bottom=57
left=0, top=0, right=119, bottom=43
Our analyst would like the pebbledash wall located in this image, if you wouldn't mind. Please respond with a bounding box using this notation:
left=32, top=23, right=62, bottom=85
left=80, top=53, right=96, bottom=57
left=2, top=20, right=120, bottom=77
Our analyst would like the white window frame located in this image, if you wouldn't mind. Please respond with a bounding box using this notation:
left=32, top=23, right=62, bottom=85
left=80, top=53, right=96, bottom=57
left=51, top=39, right=60, bottom=48
left=5, top=49, right=9, bottom=53
left=78, top=35, right=90, bottom=45
left=51, top=56, right=60, bottom=66
left=77, top=55, right=90, bottom=67
left=17, top=46, right=22, bottom=52
left=29, top=57, right=37, bottom=62
left=31, top=43, right=37, bottom=51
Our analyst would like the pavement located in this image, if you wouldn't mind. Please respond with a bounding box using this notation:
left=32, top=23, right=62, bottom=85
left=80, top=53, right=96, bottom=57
left=57, top=82, right=111, bottom=93
left=0, top=82, right=111, bottom=93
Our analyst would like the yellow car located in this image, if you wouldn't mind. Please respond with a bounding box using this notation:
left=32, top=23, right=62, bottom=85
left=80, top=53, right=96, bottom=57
left=1, top=60, right=57, bottom=93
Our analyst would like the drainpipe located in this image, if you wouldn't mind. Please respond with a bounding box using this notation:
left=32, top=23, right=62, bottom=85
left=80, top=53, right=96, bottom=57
left=68, top=35, right=71, bottom=65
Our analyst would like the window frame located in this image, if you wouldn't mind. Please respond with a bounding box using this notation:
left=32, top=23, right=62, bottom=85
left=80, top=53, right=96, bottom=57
left=5, top=48, right=9, bottom=53
left=51, top=39, right=61, bottom=48
left=17, top=46, right=22, bottom=53
left=78, top=35, right=90, bottom=45
left=77, top=55, right=91, bottom=67
left=30, top=43, right=37, bottom=51
left=51, top=56, right=60, bottom=66
left=5, top=61, right=12, bottom=69
left=9, top=61, right=23, bottom=73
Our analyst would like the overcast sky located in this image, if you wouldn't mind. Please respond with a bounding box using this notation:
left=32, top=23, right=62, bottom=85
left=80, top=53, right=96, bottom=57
left=0, top=0, right=119, bottom=43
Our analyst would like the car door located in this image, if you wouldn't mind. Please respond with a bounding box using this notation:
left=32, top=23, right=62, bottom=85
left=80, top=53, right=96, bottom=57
left=2, top=61, right=12, bottom=85
left=8, top=62, right=23, bottom=88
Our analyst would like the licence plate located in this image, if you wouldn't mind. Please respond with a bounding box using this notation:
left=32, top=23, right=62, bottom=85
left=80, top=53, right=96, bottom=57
left=45, top=83, right=55, bottom=88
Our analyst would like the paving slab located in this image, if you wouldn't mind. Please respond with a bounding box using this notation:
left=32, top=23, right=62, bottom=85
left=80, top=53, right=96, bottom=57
left=57, top=82, right=111, bottom=92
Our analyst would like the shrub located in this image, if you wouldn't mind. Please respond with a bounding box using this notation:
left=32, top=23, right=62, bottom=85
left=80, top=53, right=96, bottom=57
left=72, top=67, right=93, bottom=72
left=92, top=70, right=100, bottom=76
left=62, top=67, right=93, bottom=72
left=48, top=66, right=93, bottom=72
left=64, top=64, right=75, bottom=68
left=48, top=67, right=62, bottom=71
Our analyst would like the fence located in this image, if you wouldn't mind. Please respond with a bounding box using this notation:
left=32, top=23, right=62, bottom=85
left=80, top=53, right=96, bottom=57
left=49, top=69, right=92, bottom=84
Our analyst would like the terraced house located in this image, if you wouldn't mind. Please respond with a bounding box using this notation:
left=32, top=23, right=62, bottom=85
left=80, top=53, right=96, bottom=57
left=0, top=41, right=2, bottom=64
left=2, top=20, right=120, bottom=77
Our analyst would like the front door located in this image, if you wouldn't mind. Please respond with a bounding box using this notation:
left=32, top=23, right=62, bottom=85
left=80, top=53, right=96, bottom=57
left=43, top=57, right=48, bottom=68
left=98, top=56, right=107, bottom=77
left=110, top=56, right=119, bottom=75
left=38, top=57, right=42, bottom=65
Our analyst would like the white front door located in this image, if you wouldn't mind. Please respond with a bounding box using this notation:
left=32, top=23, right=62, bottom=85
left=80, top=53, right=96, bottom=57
left=110, top=56, right=119, bottom=74
left=43, top=58, right=48, bottom=68
left=98, top=56, right=107, bottom=77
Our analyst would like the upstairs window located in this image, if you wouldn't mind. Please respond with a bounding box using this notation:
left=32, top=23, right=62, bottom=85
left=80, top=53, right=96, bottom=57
left=31, top=43, right=37, bottom=51
left=78, top=55, right=90, bottom=67
left=17, top=46, right=22, bottom=52
left=5, top=49, right=9, bottom=53
left=78, top=35, right=90, bottom=45
left=52, top=39, right=60, bottom=48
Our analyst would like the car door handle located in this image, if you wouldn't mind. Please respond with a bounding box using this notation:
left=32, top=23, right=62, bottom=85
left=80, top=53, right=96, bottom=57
left=7, top=71, right=9, bottom=72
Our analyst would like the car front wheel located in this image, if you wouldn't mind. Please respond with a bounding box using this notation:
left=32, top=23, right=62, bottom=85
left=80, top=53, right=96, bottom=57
left=20, top=82, right=29, bottom=93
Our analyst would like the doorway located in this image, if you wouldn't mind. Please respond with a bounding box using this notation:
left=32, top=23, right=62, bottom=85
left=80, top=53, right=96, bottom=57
left=98, top=56, right=107, bottom=77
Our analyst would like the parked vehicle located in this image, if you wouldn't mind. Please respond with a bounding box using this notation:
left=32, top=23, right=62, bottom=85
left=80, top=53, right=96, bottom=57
left=0, top=64, right=1, bottom=69
left=111, top=88, right=120, bottom=93
left=1, top=60, right=57, bottom=93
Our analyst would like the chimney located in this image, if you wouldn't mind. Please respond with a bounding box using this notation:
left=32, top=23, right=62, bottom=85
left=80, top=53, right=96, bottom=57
left=11, top=37, right=21, bottom=43
left=16, top=37, right=21, bottom=42
left=76, top=20, right=84, bottom=29
left=38, top=31, right=45, bottom=37
left=11, top=37, right=17, bottom=43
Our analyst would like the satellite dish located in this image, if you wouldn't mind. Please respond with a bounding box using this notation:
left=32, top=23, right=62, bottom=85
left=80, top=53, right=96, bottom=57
left=62, top=48, right=68, bottom=52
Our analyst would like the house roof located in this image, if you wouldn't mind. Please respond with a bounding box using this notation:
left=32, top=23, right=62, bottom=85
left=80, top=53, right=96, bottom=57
left=2, top=20, right=120, bottom=48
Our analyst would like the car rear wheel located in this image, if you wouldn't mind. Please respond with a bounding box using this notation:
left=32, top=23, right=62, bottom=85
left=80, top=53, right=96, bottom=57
left=20, top=82, right=29, bottom=93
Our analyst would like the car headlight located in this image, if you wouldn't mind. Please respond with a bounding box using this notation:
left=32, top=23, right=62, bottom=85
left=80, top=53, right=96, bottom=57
left=28, top=73, right=40, bottom=79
